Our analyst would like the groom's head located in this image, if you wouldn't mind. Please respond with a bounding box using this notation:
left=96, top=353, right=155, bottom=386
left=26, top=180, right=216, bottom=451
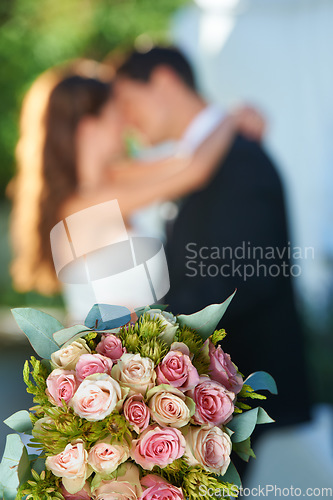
left=115, top=47, right=202, bottom=144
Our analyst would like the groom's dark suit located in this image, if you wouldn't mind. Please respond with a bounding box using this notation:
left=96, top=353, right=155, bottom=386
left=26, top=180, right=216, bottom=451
left=165, top=135, right=310, bottom=426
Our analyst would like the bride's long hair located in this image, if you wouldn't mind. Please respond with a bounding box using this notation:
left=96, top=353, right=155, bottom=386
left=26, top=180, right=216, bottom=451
left=10, top=61, right=112, bottom=295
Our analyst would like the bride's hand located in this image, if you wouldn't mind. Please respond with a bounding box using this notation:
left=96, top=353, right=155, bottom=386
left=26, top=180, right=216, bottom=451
left=232, top=105, right=266, bottom=142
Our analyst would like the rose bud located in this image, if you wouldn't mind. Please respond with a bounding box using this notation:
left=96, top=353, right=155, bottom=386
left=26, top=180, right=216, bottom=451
left=208, top=340, right=243, bottom=394
left=96, top=333, right=126, bottom=362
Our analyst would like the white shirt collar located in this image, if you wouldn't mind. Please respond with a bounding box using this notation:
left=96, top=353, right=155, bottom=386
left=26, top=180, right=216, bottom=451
left=178, top=104, right=225, bottom=155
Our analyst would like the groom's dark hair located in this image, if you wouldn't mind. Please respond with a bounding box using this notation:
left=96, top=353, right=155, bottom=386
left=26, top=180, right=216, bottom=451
left=117, top=46, right=197, bottom=91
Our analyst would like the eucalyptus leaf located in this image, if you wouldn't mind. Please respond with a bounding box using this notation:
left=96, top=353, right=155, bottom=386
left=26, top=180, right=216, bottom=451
left=227, top=407, right=274, bottom=443
left=219, top=461, right=242, bottom=488
left=0, top=434, right=31, bottom=498
left=53, top=325, right=91, bottom=346
left=85, top=304, right=131, bottom=330
left=245, top=371, right=278, bottom=395
left=4, top=410, right=32, bottom=434
left=177, top=290, right=236, bottom=339
left=135, top=303, right=169, bottom=318
left=31, top=456, right=46, bottom=475
left=233, top=437, right=256, bottom=462
left=11, top=308, right=63, bottom=359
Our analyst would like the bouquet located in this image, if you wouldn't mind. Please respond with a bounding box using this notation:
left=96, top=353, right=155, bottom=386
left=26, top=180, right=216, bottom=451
left=0, top=293, right=277, bottom=500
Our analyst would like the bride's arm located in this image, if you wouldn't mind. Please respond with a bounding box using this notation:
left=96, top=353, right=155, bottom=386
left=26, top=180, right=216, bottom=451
left=107, top=105, right=265, bottom=187
left=61, top=107, right=264, bottom=219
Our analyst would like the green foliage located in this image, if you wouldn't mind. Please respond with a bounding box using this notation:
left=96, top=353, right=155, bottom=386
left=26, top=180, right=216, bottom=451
left=175, top=325, right=209, bottom=375
left=17, top=469, right=64, bottom=500
left=151, top=457, right=189, bottom=486
left=32, top=408, right=132, bottom=456
left=23, top=357, right=52, bottom=414
left=232, top=437, right=256, bottom=463
left=210, top=329, right=227, bottom=345
left=118, top=314, right=169, bottom=365
left=238, top=384, right=267, bottom=401
left=182, top=466, right=238, bottom=500
left=0, top=0, right=188, bottom=199
left=83, top=330, right=98, bottom=351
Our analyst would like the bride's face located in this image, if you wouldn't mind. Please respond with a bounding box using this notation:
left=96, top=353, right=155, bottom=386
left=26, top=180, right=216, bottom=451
left=75, top=97, right=126, bottom=187
left=95, top=97, right=125, bottom=158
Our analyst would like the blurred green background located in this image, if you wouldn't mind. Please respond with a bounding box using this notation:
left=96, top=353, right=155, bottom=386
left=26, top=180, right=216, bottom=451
left=0, top=0, right=188, bottom=308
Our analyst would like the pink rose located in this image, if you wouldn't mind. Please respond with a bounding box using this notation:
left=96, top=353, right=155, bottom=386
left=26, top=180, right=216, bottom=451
left=45, top=441, right=89, bottom=494
left=75, top=354, right=113, bottom=382
left=61, top=482, right=91, bottom=500
left=130, top=425, right=185, bottom=470
left=155, top=347, right=199, bottom=392
left=123, top=394, right=150, bottom=433
left=96, top=333, right=126, bottom=362
left=208, top=341, right=243, bottom=394
left=70, top=373, right=126, bottom=421
left=140, top=475, right=184, bottom=500
left=184, top=425, right=232, bottom=476
left=46, top=369, right=78, bottom=407
left=187, top=377, right=235, bottom=426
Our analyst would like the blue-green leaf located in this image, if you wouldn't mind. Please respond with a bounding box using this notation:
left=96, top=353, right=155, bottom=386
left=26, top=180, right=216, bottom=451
left=31, top=456, right=46, bottom=475
left=85, top=304, right=131, bottom=331
left=4, top=410, right=32, bottom=434
left=0, top=434, right=31, bottom=498
left=219, top=461, right=242, bottom=488
left=53, top=325, right=91, bottom=346
left=233, top=437, right=256, bottom=462
left=135, top=303, right=169, bottom=318
left=227, top=407, right=274, bottom=443
left=177, top=291, right=236, bottom=339
left=11, top=308, right=63, bottom=359
left=245, top=371, right=278, bottom=395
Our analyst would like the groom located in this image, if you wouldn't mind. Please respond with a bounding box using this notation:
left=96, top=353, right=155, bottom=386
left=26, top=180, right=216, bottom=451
left=115, top=47, right=310, bottom=430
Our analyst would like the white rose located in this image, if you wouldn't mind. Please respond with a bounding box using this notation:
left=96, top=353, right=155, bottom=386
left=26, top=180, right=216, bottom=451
left=45, top=440, right=90, bottom=494
left=70, top=373, right=126, bottom=421
left=147, top=384, right=195, bottom=428
left=111, top=353, right=156, bottom=396
left=93, top=462, right=142, bottom=500
left=146, top=309, right=179, bottom=346
left=184, top=425, right=232, bottom=476
left=88, top=436, right=129, bottom=475
left=51, top=339, right=91, bottom=370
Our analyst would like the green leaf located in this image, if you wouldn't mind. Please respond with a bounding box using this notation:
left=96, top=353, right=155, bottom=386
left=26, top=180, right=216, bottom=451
left=227, top=407, right=274, bottom=443
left=135, top=303, right=169, bottom=318
left=11, top=308, right=64, bottom=359
left=53, top=325, right=91, bottom=346
left=4, top=410, right=32, bottom=434
left=233, top=437, right=256, bottom=462
left=0, top=434, right=31, bottom=498
left=245, top=371, right=278, bottom=395
left=219, top=461, right=242, bottom=488
left=177, top=291, right=236, bottom=340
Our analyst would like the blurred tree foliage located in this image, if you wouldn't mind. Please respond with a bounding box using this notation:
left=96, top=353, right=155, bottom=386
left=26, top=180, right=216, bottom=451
left=0, top=0, right=188, bottom=198
left=0, top=0, right=187, bottom=308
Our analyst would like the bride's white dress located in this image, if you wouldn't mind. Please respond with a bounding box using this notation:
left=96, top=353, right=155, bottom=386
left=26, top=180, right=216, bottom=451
left=51, top=200, right=169, bottom=324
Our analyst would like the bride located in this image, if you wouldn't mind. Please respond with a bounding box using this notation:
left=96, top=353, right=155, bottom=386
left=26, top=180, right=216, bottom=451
left=10, top=59, right=264, bottom=319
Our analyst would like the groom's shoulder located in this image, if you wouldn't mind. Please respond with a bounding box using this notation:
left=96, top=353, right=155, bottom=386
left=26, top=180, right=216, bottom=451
left=217, top=134, right=282, bottom=191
